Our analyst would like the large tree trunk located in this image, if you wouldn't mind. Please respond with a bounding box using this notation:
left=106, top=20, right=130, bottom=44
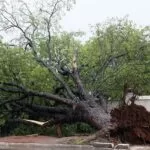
left=76, top=101, right=111, bottom=130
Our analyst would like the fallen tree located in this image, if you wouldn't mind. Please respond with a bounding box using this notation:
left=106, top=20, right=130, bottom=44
left=0, top=0, right=111, bottom=138
left=0, top=81, right=111, bottom=134
left=0, top=0, right=149, bottom=141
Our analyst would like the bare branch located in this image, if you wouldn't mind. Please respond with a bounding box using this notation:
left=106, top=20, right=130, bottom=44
left=6, top=118, right=56, bottom=127
left=0, top=95, right=28, bottom=107
left=16, top=102, right=71, bottom=114
left=43, top=0, right=63, bottom=63
left=28, top=89, right=75, bottom=106
left=0, top=82, right=75, bottom=106
left=72, top=49, right=89, bottom=100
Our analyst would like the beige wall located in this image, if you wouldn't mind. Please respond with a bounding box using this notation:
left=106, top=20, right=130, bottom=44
left=135, top=99, right=150, bottom=111
left=108, top=96, right=150, bottom=112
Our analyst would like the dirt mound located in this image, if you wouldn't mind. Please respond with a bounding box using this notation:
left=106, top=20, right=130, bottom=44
left=110, top=103, right=150, bottom=144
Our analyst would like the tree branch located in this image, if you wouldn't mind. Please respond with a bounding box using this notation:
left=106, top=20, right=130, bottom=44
left=72, top=49, right=89, bottom=100
left=92, top=52, right=128, bottom=85
left=6, top=118, right=56, bottom=127
left=0, top=82, right=75, bottom=106
left=34, top=58, right=76, bottom=100
left=43, top=0, right=61, bottom=60
left=16, top=102, right=71, bottom=115
left=0, top=95, right=28, bottom=107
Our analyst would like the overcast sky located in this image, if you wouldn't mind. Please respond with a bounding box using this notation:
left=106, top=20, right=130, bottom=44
left=61, top=0, right=150, bottom=34
left=1, top=0, right=150, bottom=42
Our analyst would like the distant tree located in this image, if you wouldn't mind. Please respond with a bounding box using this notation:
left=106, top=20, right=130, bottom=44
left=81, top=17, right=150, bottom=99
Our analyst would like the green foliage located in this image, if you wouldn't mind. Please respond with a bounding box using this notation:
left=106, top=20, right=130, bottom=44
left=80, top=17, right=150, bottom=99
left=62, top=123, right=95, bottom=136
left=10, top=124, right=56, bottom=136
left=10, top=123, right=95, bottom=136
left=0, top=46, right=55, bottom=92
left=0, top=117, right=5, bottom=126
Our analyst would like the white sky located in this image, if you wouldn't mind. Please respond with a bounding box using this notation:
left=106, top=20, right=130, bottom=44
left=61, top=0, right=150, bottom=34
left=1, top=0, right=150, bottom=42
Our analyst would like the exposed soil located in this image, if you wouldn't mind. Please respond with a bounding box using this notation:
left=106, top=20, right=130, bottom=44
left=111, top=103, right=150, bottom=144
left=0, top=135, right=94, bottom=144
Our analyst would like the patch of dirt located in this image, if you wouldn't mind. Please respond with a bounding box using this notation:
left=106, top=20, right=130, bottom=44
left=0, top=135, right=92, bottom=144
